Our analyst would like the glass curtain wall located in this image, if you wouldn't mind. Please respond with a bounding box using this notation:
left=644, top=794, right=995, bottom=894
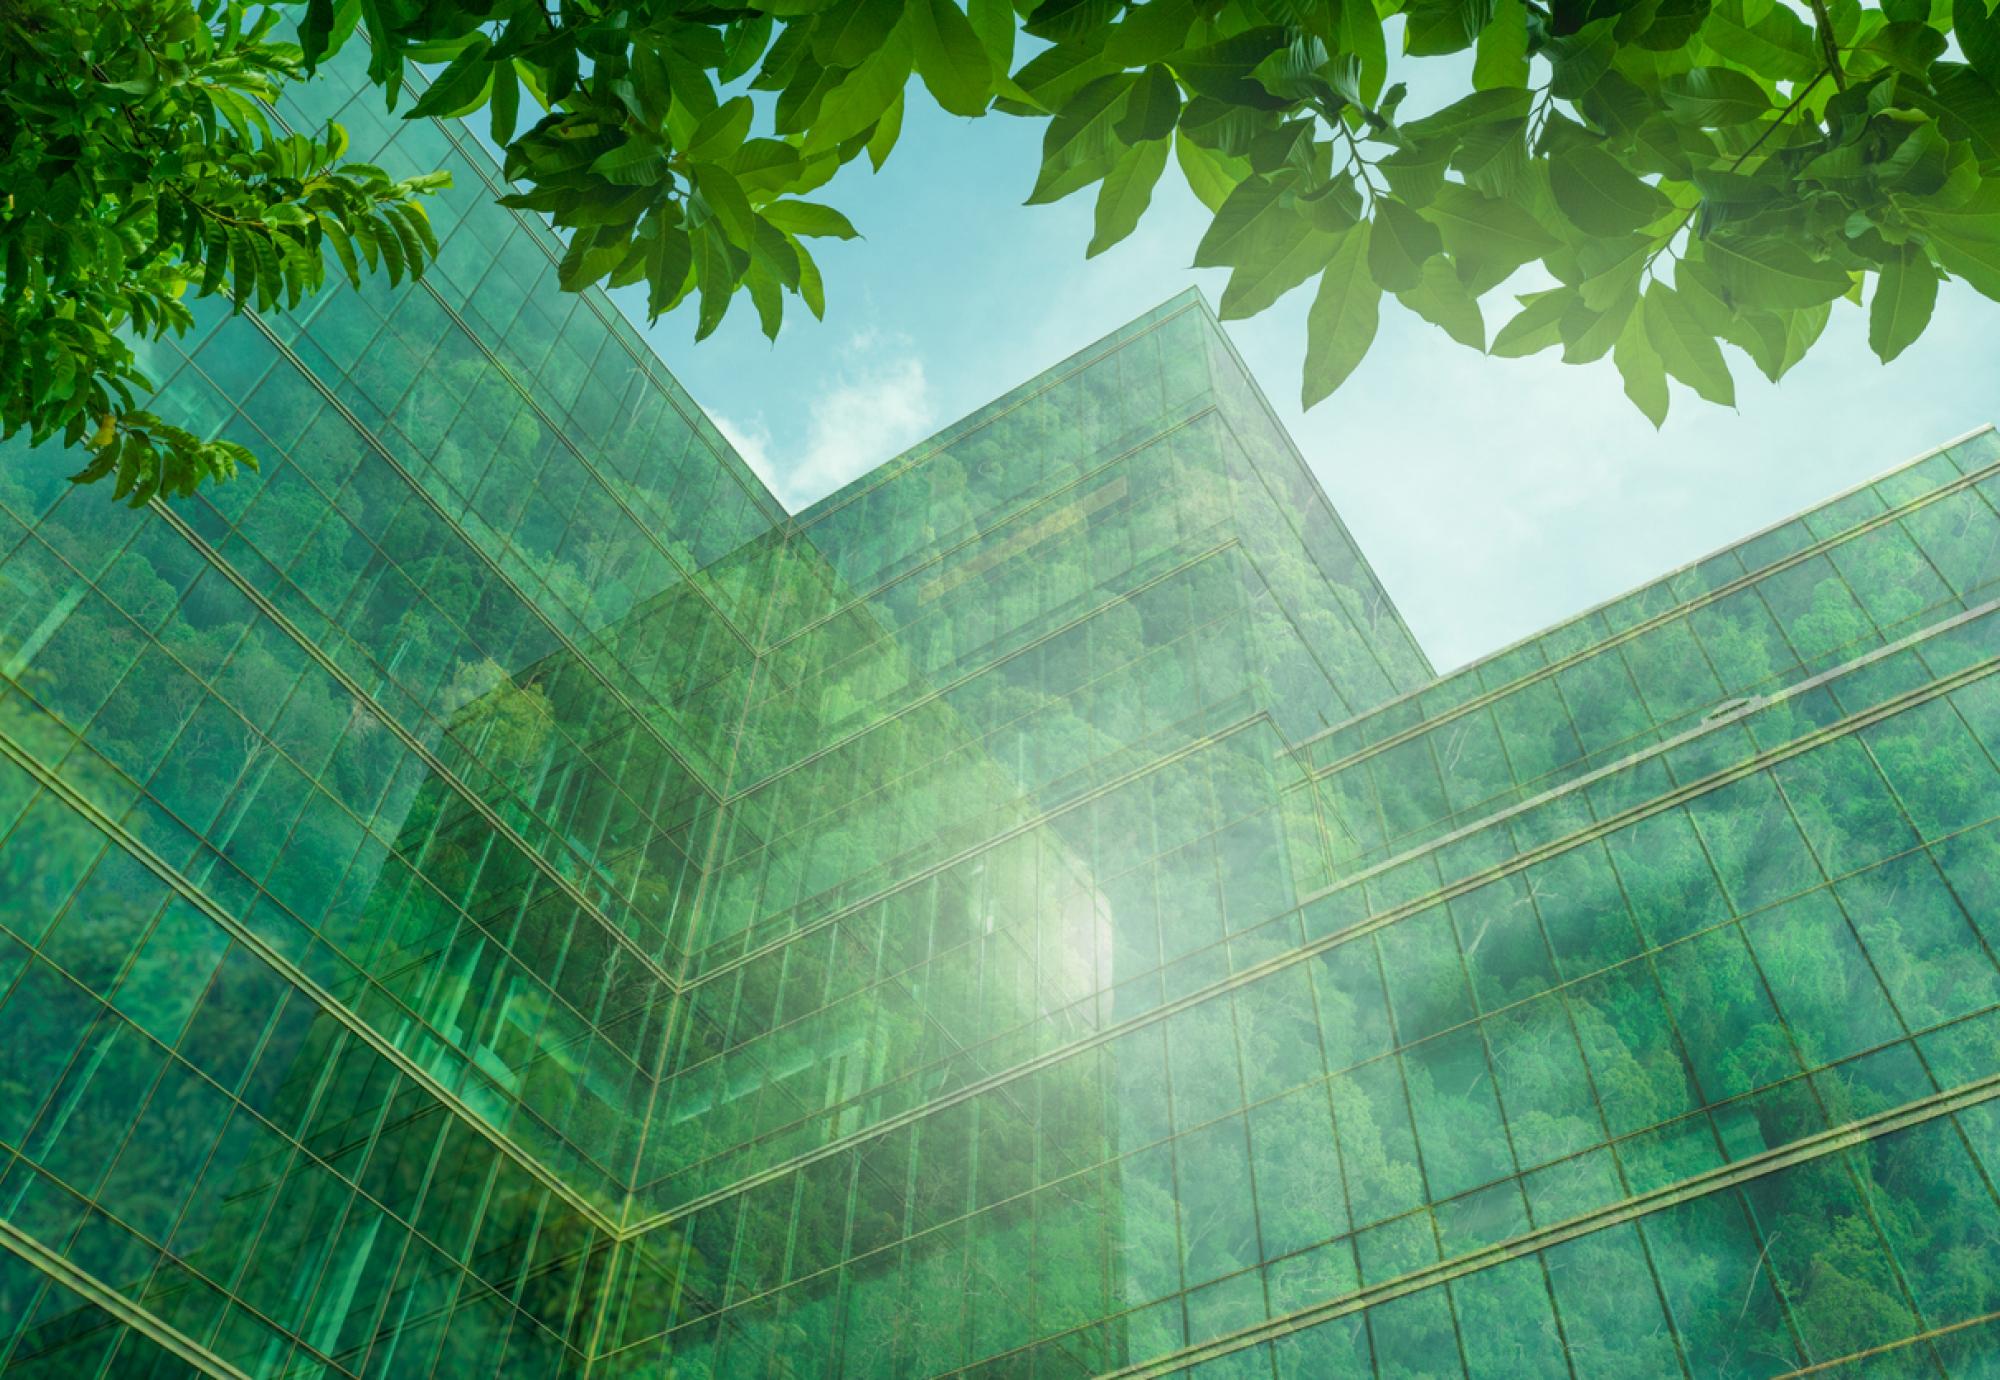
left=4, top=39, right=2000, bottom=1380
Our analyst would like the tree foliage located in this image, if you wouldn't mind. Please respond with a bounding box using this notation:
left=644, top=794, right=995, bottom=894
left=305, top=0, right=2000, bottom=426
left=0, top=0, right=447, bottom=504
left=13, top=0, right=2000, bottom=499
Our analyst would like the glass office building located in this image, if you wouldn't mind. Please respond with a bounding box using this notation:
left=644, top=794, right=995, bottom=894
left=6, top=52, right=2000, bottom=1380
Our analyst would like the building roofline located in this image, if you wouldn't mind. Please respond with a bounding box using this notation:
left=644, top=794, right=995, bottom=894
left=1287, top=420, right=1999, bottom=755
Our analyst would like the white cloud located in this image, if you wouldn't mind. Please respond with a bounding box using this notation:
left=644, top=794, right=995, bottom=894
left=711, top=411, right=780, bottom=494
left=711, top=330, right=937, bottom=510
left=1270, top=275, right=1994, bottom=670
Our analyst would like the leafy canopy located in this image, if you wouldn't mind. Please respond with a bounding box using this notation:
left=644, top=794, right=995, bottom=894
left=306, top=0, right=2000, bottom=424
left=12, top=0, right=2000, bottom=500
left=1, top=0, right=449, bottom=504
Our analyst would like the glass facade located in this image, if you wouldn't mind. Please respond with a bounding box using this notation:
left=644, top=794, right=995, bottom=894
left=5, top=53, right=2000, bottom=1380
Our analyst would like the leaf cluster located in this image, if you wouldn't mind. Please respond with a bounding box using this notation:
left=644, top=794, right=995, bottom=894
left=1001, top=0, right=2000, bottom=417
left=302, top=0, right=982, bottom=340
left=20, top=0, right=2000, bottom=504
left=0, top=0, right=449, bottom=502
left=304, top=0, right=2000, bottom=425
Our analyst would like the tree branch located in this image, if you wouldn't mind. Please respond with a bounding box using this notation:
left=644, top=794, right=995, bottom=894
left=1641, top=71, right=1829, bottom=279
left=1807, top=0, right=1846, bottom=90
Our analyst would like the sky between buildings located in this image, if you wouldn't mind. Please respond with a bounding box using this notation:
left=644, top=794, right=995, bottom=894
left=604, top=72, right=1994, bottom=673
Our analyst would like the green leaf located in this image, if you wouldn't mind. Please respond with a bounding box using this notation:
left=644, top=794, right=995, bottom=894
left=910, top=0, right=992, bottom=116
left=750, top=216, right=802, bottom=290
left=1644, top=280, right=1735, bottom=405
left=1458, top=117, right=1531, bottom=197
left=1220, top=211, right=1341, bottom=316
left=1546, top=17, right=1617, bottom=99
left=1868, top=244, right=1938, bottom=363
left=228, top=228, right=259, bottom=309
left=732, top=139, right=807, bottom=195
left=646, top=223, right=694, bottom=322
left=1396, top=257, right=1485, bottom=348
left=408, top=36, right=493, bottom=119
left=1663, top=66, right=1772, bottom=126
left=112, top=432, right=145, bottom=503
left=1116, top=65, right=1182, bottom=145
left=1404, top=0, right=1496, bottom=57
left=1956, top=0, right=2000, bottom=84
left=490, top=59, right=521, bottom=145
left=1366, top=197, right=1442, bottom=292
left=1572, top=233, right=1651, bottom=311
left=806, top=23, right=913, bottom=152
left=1700, top=237, right=1851, bottom=309
left=1763, top=304, right=1829, bottom=382
left=1877, top=120, right=1951, bottom=195
left=1614, top=304, right=1670, bottom=426
left=1302, top=224, right=1380, bottom=407
left=1381, top=143, right=1454, bottom=207
left=692, top=163, right=757, bottom=244
left=355, top=0, right=404, bottom=104
left=1177, top=99, right=1268, bottom=160
left=775, top=63, right=837, bottom=137
left=1253, top=33, right=1335, bottom=105
left=692, top=224, right=738, bottom=340
left=1194, top=174, right=1291, bottom=267
left=556, top=224, right=624, bottom=291
left=1089, top=136, right=1170, bottom=256
left=968, top=0, right=1018, bottom=75
left=1558, top=285, right=1638, bottom=363
left=761, top=199, right=862, bottom=238
left=1425, top=182, right=1560, bottom=276
left=1298, top=178, right=1364, bottom=233
left=746, top=260, right=784, bottom=339
left=688, top=96, right=756, bottom=161
left=1627, top=0, right=1710, bottom=52
left=371, top=214, right=407, bottom=285
left=815, top=0, right=905, bottom=67
left=1333, top=0, right=1389, bottom=104
left=1025, top=0, right=1121, bottom=43
left=589, top=137, right=670, bottom=186
left=394, top=202, right=439, bottom=264
left=1473, top=0, right=1530, bottom=88
left=796, top=238, right=828, bottom=317
left=867, top=91, right=905, bottom=168
left=1104, top=0, right=1196, bottom=65
left=722, top=16, right=776, bottom=83
left=1175, top=131, right=1244, bottom=212
left=321, top=220, right=361, bottom=286
left=1029, top=74, right=1134, bottom=203
left=1700, top=0, right=1819, bottom=84
left=1550, top=143, right=1671, bottom=235
left=1010, top=42, right=1119, bottom=114
left=1171, top=28, right=1293, bottom=109
left=1863, top=21, right=1947, bottom=76
left=1399, top=88, right=1532, bottom=155
left=1490, top=288, right=1571, bottom=356
left=68, top=440, right=119, bottom=489
left=301, top=0, right=338, bottom=68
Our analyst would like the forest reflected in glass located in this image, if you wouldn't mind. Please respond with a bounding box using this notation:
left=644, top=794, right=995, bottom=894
left=4, top=35, right=2000, bottom=1380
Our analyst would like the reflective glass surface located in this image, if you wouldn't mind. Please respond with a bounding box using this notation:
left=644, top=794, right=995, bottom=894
left=4, top=41, right=2000, bottom=1380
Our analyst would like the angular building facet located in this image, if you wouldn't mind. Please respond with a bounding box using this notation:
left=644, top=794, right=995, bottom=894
left=5, top=50, right=2000, bottom=1380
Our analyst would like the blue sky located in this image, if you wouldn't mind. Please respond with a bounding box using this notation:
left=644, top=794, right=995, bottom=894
left=603, top=83, right=1995, bottom=672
